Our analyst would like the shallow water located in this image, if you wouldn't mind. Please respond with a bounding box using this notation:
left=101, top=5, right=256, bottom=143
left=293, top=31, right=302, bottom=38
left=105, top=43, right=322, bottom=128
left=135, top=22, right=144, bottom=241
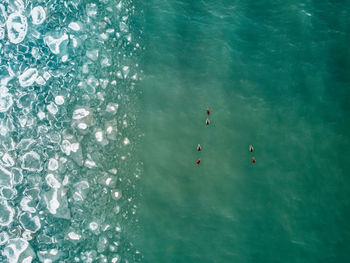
left=0, top=0, right=141, bottom=262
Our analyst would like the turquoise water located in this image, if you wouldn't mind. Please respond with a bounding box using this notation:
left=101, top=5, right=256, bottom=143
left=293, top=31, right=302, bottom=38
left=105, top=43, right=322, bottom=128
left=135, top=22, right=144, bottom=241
left=136, top=0, right=350, bottom=262
left=0, top=0, right=350, bottom=262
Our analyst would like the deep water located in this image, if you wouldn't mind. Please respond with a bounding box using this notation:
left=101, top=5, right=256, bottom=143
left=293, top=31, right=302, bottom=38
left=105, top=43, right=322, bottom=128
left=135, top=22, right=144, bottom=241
left=136, top=0, right=350, bottom=262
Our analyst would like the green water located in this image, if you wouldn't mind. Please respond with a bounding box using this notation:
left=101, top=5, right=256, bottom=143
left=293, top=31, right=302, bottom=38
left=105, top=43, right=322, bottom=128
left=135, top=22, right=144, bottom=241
left=136, top=0, right=350, bottom=262
left=1, top=0, right=349, bottom=262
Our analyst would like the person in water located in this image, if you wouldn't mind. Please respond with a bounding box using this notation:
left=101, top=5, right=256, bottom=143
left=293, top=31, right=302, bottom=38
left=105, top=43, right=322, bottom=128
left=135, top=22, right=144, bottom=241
left=252, top=157, right=256, bottom=163
left=206, top=109, right=210, bottom=115
left=196, top=159, right=201, bottom=166
left=249, top=145, right=254, bottom=152
left=197, top=144, right=201, bottom=151
left=206, top=118, right=210, bottom=125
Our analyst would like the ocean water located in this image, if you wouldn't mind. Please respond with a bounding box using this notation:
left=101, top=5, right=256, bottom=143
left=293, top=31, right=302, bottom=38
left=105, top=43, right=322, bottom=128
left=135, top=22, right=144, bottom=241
left=136, top=0, right=350, bottom=262
left=0, top=0, right=349, bottom=262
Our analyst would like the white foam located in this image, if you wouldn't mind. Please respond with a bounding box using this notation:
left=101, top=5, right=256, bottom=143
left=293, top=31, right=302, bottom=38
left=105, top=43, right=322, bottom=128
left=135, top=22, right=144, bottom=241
left=68, top=22, right=80, bottom=31
left=54, top=95, right=65, bottom=105
left=111, top=256, right=120, bottom=263
left=61, top=140, right=71, bottom=155
left=46, top=174, right=61, bottom=189
left=22, top=256, right=33, bottom=263
left=2, top=153, right=14, bottom=167
left=0, top=86, right=13, bottom=112
left=95, top=131, right=103, bottom=142
left=0, top=164, right=13, bottom=187
left=68, top=232, right=81, bottom=240
left=3, top=238, right=29, bottom=263
left=106, top=103, right=119, bottom=114
left=7, top=12, right=28, bottom=44
left=31, top=6, right=46, bottom=25
left=47, top=102, right=58, bottom=115
left=86, top=49, right=99, bottom=61
left=48, top=158, right=59, bottom=171
left=44, top=33, right=68, bottom=55
left=86, top=3, right=97, bottom=16
left=0, top=27, right=5, bottom=39
left=85, top=159, right=96, bottom=168
left=44, top=188, right=60, bottom=214
left=37, top=111, right=45, bottom=120
left=0, top=199, right=15, bottom=226
left=21, top=151, right=42, bottom=172
left=0, top=231, right=9, bottom=245
left=62, top=55, right=68, bottom=62
left=19, top=68, right=38, bottom=87
left=43, top=71, right=51, bottom=80
left=0, top=4, right=7, bottom=26
left=123, top=137, right=130, bottom=145
left=19, top=212, right=41, bottom=233
left=35, top=76, right=46, bottom=85
left=89, top=222, right=98, bottom=231
left=71, top=142, right=80, bottom=152
left=73, top=108, right=90, bottom=119
left=77, top=123, right=88, bottom=130
left=111, top=189, right=122, bottom=200
left=20, top=196, right=36, bottom=213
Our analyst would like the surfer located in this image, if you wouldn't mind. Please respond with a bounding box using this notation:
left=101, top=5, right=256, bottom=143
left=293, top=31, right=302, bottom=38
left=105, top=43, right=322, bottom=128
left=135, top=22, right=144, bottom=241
left=249, top=145, right=254, bottom=152
left=206, top=118, right=210, bottom=125
left=252, top=157, right=256, bottom=164
left=196, top=159, right=201, bottom=166
left=197, top=144, right=201, bottom=151
left=206, top=108, right=210, bottom=115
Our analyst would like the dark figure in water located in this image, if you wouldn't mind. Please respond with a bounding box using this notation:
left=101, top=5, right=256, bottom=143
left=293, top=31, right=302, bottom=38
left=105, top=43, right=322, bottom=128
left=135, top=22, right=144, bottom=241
left=249, top=145, right=254, bottom=152
left=197, top=144, right=201, bottom=151
left=206, top=109, right=210, bottom=115
left=252, top=157, right=256, bottom=164
left=196, top=159, right=201, bottom=166
left=206, top=118, right=210, bottom=125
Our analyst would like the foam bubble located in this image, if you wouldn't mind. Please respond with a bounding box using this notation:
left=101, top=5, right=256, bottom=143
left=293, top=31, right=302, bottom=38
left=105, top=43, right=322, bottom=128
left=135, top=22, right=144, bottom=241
left=2, top=152, right=14, bottom=167
left=48, top=158, right=59, bottom=171
left=7, top=12, right=28, bottom=44
left=19, top=68, right=38, bottom=87
left=73, top=108, right=90, bottom=119
left=20, top=196, right=36, bottom=213
left=123, top=137, right=130, bottom=145
left=55, top=95, right=65, bottom=105
left=95, top=131, right=103, bottom=142
left=0, top=86, right=13, bottom=112
left=19, top=212, right=41, bottom=233
left=46, top=174, right=61, bottom=188
left=21, top=151, right=42, bottom=172
left=68, top=232, right=81, bottom=240
left=0, top=186, right=17, bottom=200
left=0, top=164, right=13, bottom=187
left=3, top=238, right=28, bottom=263
left=0, top=199, right=15, bottom=226
left=44, top=33, right=69, bottom=55
left=89, top=222, right=98, bottom=231
left=31, top=6, right=46, bottom=25
left=47, top=102, right=58, bottom=115
left=0, top=231, right=9, bottom=245
left=68, top=22, right=81, bottom=31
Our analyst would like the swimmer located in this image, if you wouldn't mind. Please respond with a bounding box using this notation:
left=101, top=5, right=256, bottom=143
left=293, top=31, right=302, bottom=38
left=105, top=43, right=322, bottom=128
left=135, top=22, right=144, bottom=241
left=197, top=144, right=201, bottom=151
left=196, top=159, right=201, bottom=166
left=252, top=157, right=256, bottom=164
left=249, top=145, right=254, bottom=152
left=206, top=118, right=210, bottom=125
left=206, top=108, right=210, bottom=115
